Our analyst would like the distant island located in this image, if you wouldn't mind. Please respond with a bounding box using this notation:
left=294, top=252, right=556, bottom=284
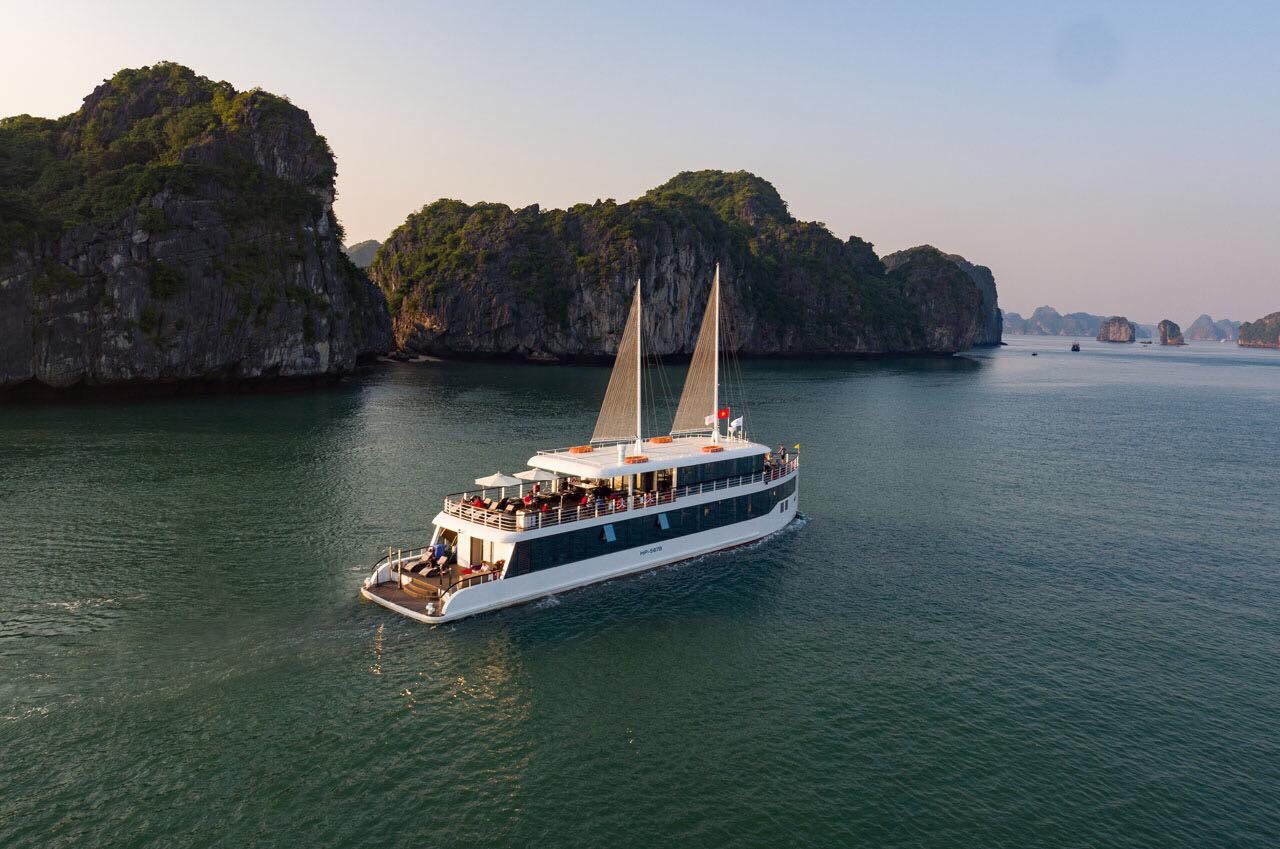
left=1186, top=314, right=1241, bottom=342
left=344, top=239, right=381, bottom=269
left=1097, top=316, right=1137, bottom=343
left=1158, top=320, right=1186, bottom=346
left=1238, top=312, right=1280, bottom=349
left=1004, top=306, right=1152, bottom=340
left=1005, top=306, right=1258, bottom=345
left=369, top=170, right=1003, bottom=361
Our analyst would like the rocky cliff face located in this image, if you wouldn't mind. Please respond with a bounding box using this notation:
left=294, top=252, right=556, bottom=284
left=1186, top=314, right=1240, bottom=342
left=942, top=253, right=1001, bottom=345
left=1237, top=312, right=1280, bottom=349
left=1097, top=316, right=1136, bottom=343
left=880, top=247, right=985, bottom=350
left=371, top=171, right=994, bottom=360
left=1158, top=319, right=1186, bottom=346
left=0, top=63, right=390, bottom=394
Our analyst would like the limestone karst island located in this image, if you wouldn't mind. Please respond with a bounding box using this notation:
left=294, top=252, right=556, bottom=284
left=4, top=63, right=1276, bottom=400
left=0, top=64, right=1011, bottom=397
left=4, top=8, right=1280, bottom=848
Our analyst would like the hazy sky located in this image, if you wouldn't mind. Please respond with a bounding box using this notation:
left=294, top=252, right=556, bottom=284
left=4, top=1, right=1278, bottom=322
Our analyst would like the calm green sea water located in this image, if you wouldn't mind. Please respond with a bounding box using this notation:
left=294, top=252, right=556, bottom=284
left=2, top=338, right=1279, bottom=848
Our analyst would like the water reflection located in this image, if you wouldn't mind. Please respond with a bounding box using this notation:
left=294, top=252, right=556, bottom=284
left=4, top=343, right=1280, bottom=848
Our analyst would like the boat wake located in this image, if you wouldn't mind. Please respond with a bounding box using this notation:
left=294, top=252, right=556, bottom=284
left=656, top=512, right=808, bottom=574
left=36, top=593, right=146, bottom=613
left=0, top=593, right=147, bottom=641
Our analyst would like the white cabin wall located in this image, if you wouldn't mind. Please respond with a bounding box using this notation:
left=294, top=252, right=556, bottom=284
left=457, top=534, right=512, bottom=567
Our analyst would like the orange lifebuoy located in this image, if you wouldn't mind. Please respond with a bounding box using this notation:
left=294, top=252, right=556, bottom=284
left=701, top=445, right=724, bottom=453
left=623, top=455, right=649, bottom=464
left=569, top=445, right=594, bottom=454
left=648, top=435, right=673, bottom=444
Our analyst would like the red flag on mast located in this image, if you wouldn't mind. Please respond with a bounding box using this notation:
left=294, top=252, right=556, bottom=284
left=717, top=407, right=730, bottom=420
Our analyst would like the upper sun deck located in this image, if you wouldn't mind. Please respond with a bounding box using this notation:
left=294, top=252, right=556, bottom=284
left=528, top=435, right=769, bottom=479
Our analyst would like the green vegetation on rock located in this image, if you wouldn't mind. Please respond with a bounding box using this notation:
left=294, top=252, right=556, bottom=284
left=369, top=169, right=993, bottom=357
left=647, top=170, right=792, bottom=227
left=0, top=62, right=391, bottom=392
left=0, top=62, right=333, bottom=260
left=1237, top=312, right=1280, bottom=349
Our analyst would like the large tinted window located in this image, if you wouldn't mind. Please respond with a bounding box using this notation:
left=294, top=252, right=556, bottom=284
left=677, top=454, right=766, bottom=487
left=507, top=474, right=796, bottom=578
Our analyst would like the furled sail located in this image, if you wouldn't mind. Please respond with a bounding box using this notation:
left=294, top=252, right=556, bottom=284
left=591, top=282, right=642, bottom=443
left=670, top=265, right=720, bottom=435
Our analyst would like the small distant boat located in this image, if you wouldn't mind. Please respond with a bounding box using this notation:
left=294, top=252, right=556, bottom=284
left=1140, top=340, right=1153, bottom=345
left=1070, top=342, right=1080, bottom=352
left=1031, top=351, right=1038, bottom=356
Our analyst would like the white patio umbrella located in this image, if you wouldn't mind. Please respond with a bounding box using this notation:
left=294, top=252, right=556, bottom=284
left=474, top=472, right=522, bottom=497
left=515, top=467, right=560, bottom=494
left=514, top=468, right=557, bottom=482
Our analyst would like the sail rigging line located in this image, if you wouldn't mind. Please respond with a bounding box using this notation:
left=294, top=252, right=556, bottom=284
left=721, top=295, right=752, bottom=441
left=712, top=264, right=720, bottom=443
left=634, top=278, right=642, bottom=451
left=656, top=282, right=684, bottom=433
left=669, top=264, right=721, bottom=436
left=636, top=279, right=683, bottom=444
left=643, top=327, right=678, bottom=441
left=718, top=270, right=753, bottom=441
left=712, top=266, right=745, bottom=440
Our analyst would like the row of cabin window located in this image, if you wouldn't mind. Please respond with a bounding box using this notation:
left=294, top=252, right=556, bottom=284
left=675, top=455, right=765, bottom=488
left=508, top=477, right=795, bottom=577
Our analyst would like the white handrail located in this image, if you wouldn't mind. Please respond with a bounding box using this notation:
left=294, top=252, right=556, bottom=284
left=374, top=546, right=433, bottom=570
left=441, top=458, right=797, bottom=533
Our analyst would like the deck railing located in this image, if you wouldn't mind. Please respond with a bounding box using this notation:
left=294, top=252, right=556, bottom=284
left=373, top=546, right=433, bottom=573
left=441, top=570, right=502, bottom=598
left=441, top=457, right=798, bottom=533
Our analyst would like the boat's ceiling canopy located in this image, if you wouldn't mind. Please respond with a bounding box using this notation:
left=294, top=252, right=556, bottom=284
left=529, top=436, right=768, bottom=479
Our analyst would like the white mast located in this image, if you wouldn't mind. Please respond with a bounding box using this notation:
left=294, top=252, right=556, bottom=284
left=712, top=264, right=720, bottom=443
left=634, top=280, right=643, bottom=454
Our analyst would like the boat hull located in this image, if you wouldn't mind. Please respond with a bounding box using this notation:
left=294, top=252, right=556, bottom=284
left=362, top=481, right=799, bottom=624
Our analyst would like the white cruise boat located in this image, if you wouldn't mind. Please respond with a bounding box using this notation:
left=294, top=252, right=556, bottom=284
left=361, top=266, right=800, bottom=623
